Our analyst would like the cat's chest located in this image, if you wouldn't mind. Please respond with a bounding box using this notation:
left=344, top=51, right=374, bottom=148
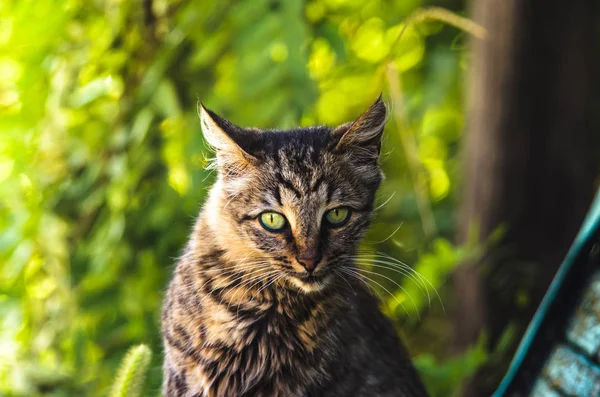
left=193, top=302, right=331, bottom=396
left=201, top=291, right=327, bottom=350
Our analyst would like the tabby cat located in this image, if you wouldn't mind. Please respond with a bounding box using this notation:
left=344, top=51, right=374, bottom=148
left=161, top=96, right=429, bottom=397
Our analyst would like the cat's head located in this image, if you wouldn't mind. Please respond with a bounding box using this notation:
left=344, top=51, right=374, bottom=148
left=200, top=97, right=386, bottom=293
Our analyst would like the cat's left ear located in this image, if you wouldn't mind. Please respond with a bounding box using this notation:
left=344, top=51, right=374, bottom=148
left=198, top=103, right=259, bottom=170
left=331, top=95, right=387, bottom=158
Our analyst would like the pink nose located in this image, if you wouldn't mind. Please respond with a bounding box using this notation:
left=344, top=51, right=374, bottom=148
left=297, top=254, right=322, bottom=273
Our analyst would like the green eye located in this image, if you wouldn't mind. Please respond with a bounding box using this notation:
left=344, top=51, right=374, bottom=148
left=259, top=212, right=287, bottom=232
left=325, top=207, right=351, bottom=226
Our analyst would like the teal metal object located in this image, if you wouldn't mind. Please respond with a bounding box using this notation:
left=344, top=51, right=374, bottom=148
left=529, top=346, right=600, bottom=396
left=566, top=272, right=600, bottom=361
left=493, top=189, right=600, bottom=396
left=536, top=345, right=600, bottom=395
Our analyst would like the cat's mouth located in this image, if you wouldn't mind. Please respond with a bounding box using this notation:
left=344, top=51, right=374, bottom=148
left=299, top=273, right=325, bottom=284
left=287, top=271, right=332, bottom=293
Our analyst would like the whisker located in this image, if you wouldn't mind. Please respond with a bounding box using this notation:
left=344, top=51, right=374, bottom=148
left=364, top=223, right=403, bottom=244
left=193, top=264, right=269, bottom=299
left=350, top=257, right=430, bottom=306
left=333, top=269, right=356, bottom=295
left=353, top=250, right=442, bottom=310
left=344, top=255, right=431, bottom=298
left=233, top=270, right=279, bottom=318
left=338, top=268, right=384, bottom=304
left=254, top=272, right=285, bottom=297
left=237, top=269, right=282, bottom=306
left=200, top=167, right=215, bottom=182
left=351, top=267, right=420, bottom=320
left=190, top=261, right=270, bottom=276
left=374, top=191, right=396, bottom=212
left=193, top=262, right=272, bottom=288
left=223, top=191, right=243, bottom=209
left=340, top=268, right=410, bottom=317
left=237, top=270, right=277, bottom=295
left=368, top=250, right=445, bottom=312
left=351, top=254, right=428, bottom=288
left=200, top=264, right=272, bottom=304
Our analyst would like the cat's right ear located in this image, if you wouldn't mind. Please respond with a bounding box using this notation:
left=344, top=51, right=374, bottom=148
left=198, top=103, right=257, bottom=170
left=330, top=95, right=387, bottom=160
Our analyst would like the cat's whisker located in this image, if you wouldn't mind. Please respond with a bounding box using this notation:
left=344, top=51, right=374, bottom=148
left=341, top=267, right=410, bottom=317
left=353, top=257, right=424, bottom=284
left=234, top=271, right=285, bottom=320
left=199, top=264, right=273, bottom=304
left=189, top=254, right=270, bottom=273
left=341, top=251, right=431, bottom=300
left=293, top=273, right=304, bottom=299
left=239, top=269, right=278, bottom=293
left=223, top=190, right=243, bottom=209
left=200, top=168, right=215, bottom=182
left=350, top=267, right=420, bottom=320
left=350, top=257, right=430, bottom=306
left=362, top=250, right=445, bottom=312
left=226, top=268, right=274, bottom=296
left=373, top=191, right=396, bottom=212
left=232, top=270, right=280, bottom=318
left=364, top=222, right=403, bottom=244
left=192, top=262, right=272, bottom=291
left=353, top=251, right=436, bottom=306
left=333, top=269, right=356, bottom=295
left=219, top=264, right=273, bottom=288
left=354, top=265, right=429, bottom=312
left=338, top=268, right=388, bottom=310
left=254, top=272, right=285, bottom=298
left=345, top=255, right=431, bottom=292
left=190, top=261, right=267, bottom=275
left=237, top=269, right=282, bottom=308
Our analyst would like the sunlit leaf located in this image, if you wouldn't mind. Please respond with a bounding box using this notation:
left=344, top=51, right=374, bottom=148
left=351, top=18, right=390, bottom=63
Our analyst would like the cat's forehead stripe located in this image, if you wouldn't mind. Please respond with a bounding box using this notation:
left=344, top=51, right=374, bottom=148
left=310, top=175, right=326, bottom=193
left=275, top=171, right=302, bottom=199
left=273, top=186, right=283, bottom=206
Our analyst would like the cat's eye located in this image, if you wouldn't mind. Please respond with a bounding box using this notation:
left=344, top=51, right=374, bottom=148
left=259, top=212, right=287, bottom=232
left=324, top=207, right=351, bottom=227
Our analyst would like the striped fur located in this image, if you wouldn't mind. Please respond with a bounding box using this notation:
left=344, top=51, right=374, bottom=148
left=161, top=97, right=428, bottom=397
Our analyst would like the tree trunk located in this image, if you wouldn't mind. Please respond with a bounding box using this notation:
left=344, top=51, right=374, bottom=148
left=456, top=0, right=599, bottom=395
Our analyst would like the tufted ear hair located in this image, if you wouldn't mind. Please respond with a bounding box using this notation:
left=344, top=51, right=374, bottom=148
left=198, top=103, right=259, bottom=172
left=331, top=95, right=387, bottom=159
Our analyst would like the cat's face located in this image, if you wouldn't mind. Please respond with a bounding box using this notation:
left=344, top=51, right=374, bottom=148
left=201, top=97, right=386, bottom=293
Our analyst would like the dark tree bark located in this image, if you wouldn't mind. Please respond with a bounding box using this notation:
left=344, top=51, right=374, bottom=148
left=455, top=0, right=600, bottom=395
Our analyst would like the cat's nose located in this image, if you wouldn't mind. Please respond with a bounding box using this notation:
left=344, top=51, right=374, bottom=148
left=296, top=253, right=322, bottom=273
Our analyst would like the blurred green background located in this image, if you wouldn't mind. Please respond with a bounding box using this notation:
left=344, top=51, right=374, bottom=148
left=0, top=0, right=524, bottom=395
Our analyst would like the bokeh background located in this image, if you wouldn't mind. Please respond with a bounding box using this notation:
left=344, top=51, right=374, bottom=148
left=1, top=0, right=599, bottom=396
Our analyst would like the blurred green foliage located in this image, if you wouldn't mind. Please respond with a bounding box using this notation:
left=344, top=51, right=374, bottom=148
left=0, top=0, right=475, bottom=395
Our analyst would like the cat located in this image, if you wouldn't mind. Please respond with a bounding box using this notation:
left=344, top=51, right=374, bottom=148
left=161, top=96, right=429, bottom=397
